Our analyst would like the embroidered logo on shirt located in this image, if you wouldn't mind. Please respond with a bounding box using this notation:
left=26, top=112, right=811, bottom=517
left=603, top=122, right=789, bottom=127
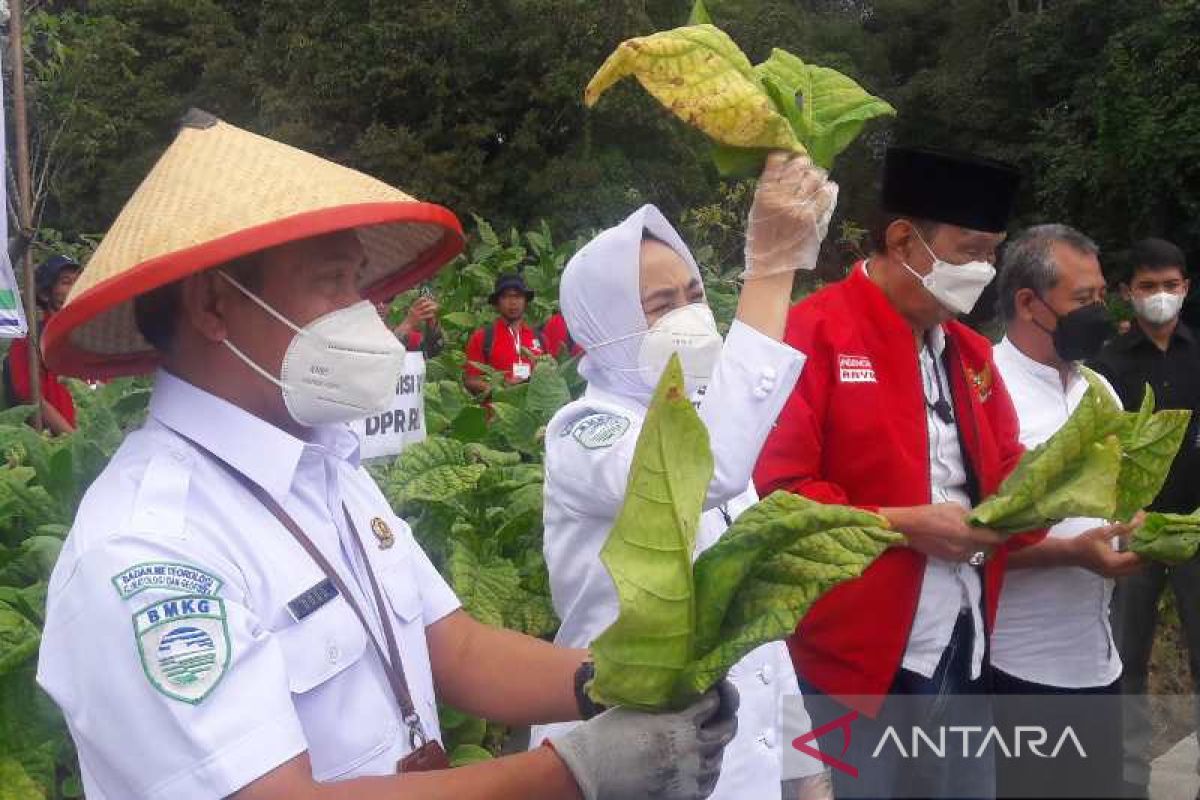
left=570, top=413, right=631, bottom=449
left=134, top=595, right=230, bottom=704
left=371, top=517, right=395, bottom=550
left=111, top=562, right=224, bottom=600
left=838, top=354, right=877, bottom=384
left=966, top=364, right=994, bottom=402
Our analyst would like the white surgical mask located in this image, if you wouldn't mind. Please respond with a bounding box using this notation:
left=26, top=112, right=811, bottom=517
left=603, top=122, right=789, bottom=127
left=589, top=303, right=723, bottom=396
left=902, top=230, right=996, bottom=315
left=219, top=272, right=406, bottom=427
left=637, top=303, right=723, bottom=395
left=1132, top=291, right=1185, bottom=325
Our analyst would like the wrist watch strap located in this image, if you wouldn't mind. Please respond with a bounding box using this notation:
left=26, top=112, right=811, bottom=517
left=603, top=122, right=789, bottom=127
left=574, top=661, right=607, bottom=720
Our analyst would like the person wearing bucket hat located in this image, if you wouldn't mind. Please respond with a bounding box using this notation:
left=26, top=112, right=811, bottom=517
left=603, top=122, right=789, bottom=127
left=464, top=272, right=544, bottom=395
left=3, top=253, right=82, bottom=434
left=35, top=110, right=736, bottom=800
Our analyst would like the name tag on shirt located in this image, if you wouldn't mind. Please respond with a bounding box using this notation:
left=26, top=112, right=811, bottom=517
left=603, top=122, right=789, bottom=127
left=287, top=578, right=339, bottom=622
left=512, top=362, right=531, bottom=380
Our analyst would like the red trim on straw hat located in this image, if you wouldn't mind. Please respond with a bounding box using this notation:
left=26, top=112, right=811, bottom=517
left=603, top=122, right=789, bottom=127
left=43, top=201, right=463, bottom=379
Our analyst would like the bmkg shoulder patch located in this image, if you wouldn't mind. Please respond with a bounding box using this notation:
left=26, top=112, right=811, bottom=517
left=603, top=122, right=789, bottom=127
left=112, top=561, right=223, bottom=600
left=571, top=413, right=631, bottom=450
left=134, top=595, right=230, bottom=704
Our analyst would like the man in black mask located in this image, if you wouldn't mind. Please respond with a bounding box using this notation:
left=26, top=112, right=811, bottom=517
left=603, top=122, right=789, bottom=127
left=989, top=224, right=1139, bottom=798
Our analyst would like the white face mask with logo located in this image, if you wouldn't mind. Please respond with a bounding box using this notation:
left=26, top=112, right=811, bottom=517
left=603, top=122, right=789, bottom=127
left=1132, top=291, right=1185, bottom=325
left=902, top=229, right=996, bottom=315
left=219, top=271, right=406, bottom=427
left=638, top=303, right=723, bottom=394
left=590, top=302, right=723, bottom=396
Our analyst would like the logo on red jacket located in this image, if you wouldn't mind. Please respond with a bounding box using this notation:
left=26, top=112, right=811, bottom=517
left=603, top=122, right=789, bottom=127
left=966, top=363, right=993, bottom=402
left=838, top=354, right=876, bottom=384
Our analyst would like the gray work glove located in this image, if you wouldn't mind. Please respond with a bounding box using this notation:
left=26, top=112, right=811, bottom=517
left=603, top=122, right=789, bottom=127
left=551, top=680, right=739, bottom=800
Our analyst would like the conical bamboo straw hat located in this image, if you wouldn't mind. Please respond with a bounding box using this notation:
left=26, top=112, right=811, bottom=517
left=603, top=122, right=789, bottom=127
left=43, top=109, right=463, bottom=378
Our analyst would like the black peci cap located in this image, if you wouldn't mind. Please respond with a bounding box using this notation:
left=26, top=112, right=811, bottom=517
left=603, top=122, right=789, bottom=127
left=882, top=146, right=1021, bottom=233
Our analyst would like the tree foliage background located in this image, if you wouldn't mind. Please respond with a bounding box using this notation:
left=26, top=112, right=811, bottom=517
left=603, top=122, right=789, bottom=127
left=14, top=0, right=1200, bottom=286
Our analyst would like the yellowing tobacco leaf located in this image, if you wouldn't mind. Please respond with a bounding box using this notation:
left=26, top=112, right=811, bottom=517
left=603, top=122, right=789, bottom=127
left=584, top=25, right=804, bottom=154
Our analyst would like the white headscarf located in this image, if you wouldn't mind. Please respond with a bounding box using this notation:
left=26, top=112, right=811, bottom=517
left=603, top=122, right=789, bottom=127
left=560, top=204, right=702, bottom=406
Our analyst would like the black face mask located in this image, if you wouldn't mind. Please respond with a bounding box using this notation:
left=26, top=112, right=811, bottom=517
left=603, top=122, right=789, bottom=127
left=1035, top=297, right=1114, bottom=362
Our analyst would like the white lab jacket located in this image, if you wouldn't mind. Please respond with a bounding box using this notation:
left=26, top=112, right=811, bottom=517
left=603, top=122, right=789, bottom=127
left=531, top=321, right=817, bottom=797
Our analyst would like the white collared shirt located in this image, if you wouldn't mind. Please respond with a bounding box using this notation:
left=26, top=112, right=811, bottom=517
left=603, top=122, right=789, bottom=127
left=37, top=370, right=460, bottom=799
left=901, top=325, right=986, bottom=680
left=533, top=320, right=825, bottom=793
left=990, top=337, right=1122, bottom=688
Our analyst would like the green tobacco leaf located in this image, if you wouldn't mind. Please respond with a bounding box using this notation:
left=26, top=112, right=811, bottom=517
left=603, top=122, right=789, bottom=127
left=1131, top=510, right=1200, bottom=565
left=0, top=756, right=43, bottom=800
left=589, top=355, right=713, bottom=710
left=450, top=744, right=494, bottom=767
left=969, top=380, right=1126, bottom=533
left=690, top=492, right=890, bottom=656
left=398, top=464, right=486, bottom=505
left=584, top=25, right=803, bottom=154
left=752, top=49, right=895, bottom=169
left=525, top=361, right=572, bottom=424
left=676, top=493, right=898, bottom=702
left=687, top=0, right=713, bottom=25
left=1113, top=384, right=1191, bottom=521
left=490, top=403, right=541, bottom=453
left=448, top=545, right=520, bottom=628
left=0, top=602, right=40, bottom=676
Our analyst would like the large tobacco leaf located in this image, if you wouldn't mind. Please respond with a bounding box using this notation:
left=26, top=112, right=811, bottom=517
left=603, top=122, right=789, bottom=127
left=1131, top=510, right=1200, bottom=565
left=714, top=49, right=896, bottom=173
left=585, top=23, right=893, bottom=173
left=969, top=377, right=1124, bottom=533
left=968, top=371, right=1191, bottom=534
left=675, top=493, right=898, bottom=704
left=589, top=355, right=714, bottom=710
left=589, top=359, right=899, bottom=710
left=585, top=25, right=800, bottom=154
left=1111, top=381, right=1191, bottom=522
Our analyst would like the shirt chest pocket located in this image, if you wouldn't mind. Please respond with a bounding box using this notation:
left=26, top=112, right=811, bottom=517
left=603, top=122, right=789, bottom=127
left=376, top=562, right=444, bottom=746
left=275, top=595, right=398, bottom=780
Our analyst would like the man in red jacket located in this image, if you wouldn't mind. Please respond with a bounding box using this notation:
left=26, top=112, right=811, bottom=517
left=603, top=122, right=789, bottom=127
left=755, top=147, right=1028, bottom=798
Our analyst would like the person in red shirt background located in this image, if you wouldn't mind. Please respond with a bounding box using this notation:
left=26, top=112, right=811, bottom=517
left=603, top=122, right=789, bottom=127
left=540, top=311, right=583, bottom=359
left=4, top=254, right=81, bottom=434
left=464, top=273, right=544, bottom=395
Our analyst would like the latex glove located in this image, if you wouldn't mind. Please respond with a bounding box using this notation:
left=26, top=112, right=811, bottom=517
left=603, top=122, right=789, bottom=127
left=742, top=151, right=839, bottom=279
left=551, top=680, right=739, bottom=800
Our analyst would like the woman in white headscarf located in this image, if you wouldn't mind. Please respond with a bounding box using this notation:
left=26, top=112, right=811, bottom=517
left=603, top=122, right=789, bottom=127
left=530, top=153, right=838, bottom=799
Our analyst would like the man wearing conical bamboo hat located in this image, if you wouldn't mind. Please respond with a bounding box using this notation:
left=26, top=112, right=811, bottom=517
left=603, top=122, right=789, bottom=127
left=35, top=111, right=736, bottom=799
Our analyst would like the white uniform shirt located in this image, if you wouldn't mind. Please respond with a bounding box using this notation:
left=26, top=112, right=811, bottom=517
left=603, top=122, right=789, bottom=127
left=36, top=371, right=460, bottom=799
left=531, top=320, right=817, bottom=797
left=901, top=325, right=986, bottom=680
left=990, top=337, right=1122, bottom=688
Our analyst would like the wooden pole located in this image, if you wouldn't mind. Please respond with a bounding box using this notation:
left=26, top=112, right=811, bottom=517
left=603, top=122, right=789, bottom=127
left=8, top=0, right=41, bottom=429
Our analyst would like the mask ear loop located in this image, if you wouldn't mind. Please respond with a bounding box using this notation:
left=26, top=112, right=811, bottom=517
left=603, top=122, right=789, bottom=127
left=216, top=270, right=294, bottom=390
left=218, top=270, right=307, bottom=337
